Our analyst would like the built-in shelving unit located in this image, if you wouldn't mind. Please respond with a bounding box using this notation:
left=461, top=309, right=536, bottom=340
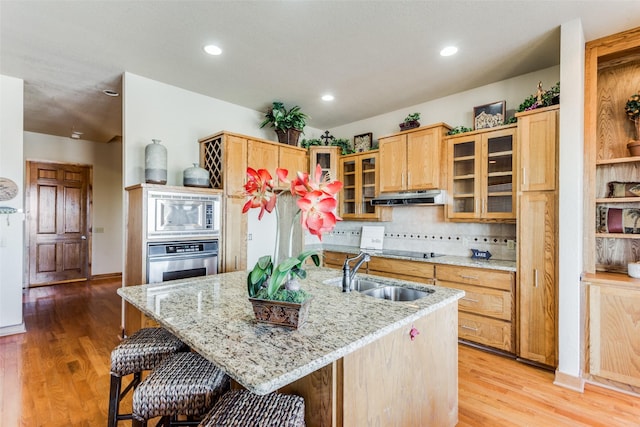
left=583, top=26, right=640, bottom=395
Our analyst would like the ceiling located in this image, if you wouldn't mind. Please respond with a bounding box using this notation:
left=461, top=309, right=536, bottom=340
left=1, top=1, right=640, bottom=144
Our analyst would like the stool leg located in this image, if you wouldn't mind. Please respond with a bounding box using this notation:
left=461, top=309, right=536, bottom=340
left=107, top=373, right=121, bottom=427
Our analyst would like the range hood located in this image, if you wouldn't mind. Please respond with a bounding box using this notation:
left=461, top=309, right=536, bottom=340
left=370, top=190, right=445, bottom=206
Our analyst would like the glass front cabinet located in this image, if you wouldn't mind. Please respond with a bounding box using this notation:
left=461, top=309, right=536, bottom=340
left=447, top=125, right=517, bottom=221
left=339, top=151, right=381, bottom=220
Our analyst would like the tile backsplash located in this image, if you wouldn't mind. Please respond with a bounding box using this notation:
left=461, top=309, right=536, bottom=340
left=317, top=206, right=517, bottom=261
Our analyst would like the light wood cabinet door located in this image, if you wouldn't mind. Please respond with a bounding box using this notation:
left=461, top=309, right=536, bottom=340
left=309, top=146, right=340, bottom=181
left=588, top=283, right=640, bottom=387
left=222, top=196, right=247, bottom=272
left=339, top=152, right=383, bottom=220
left=378, top=135, right=405, bottom=193
left=224, top=135, right=247, bottom=196
left=279, top=145, right=308, bottom=183
left=247, top=139, right=278, bottom=173
left=407, top=127, right=441, bottom=190
left=518, top=191, right=557, bottom=366
left=518, top=106, right=558, bottom=192
left=447, top=126, right=516, bottom=221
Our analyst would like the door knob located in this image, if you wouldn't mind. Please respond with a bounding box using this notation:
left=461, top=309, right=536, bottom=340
left=81, top=235, right=87, bottom=240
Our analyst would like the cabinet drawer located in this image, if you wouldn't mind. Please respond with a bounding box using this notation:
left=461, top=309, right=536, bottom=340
left=439, top=281, right=512, bottom=321
left=368, top=257, right=435, bottom=279
left=323, top=251, right=349, bottom=268
left=458, top=312, right=513, bottom=352
left=436, top=264, right=513, bottom=291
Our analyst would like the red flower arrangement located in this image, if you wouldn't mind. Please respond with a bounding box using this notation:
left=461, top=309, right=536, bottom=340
left=242, top=164, right=342, bottom=300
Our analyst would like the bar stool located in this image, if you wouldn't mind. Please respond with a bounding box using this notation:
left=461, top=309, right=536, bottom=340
left=198, top=389, right=306, bottom=427
left=132, top=351, right=231, bottom=426
left=108, top=327, right=189, bottom=427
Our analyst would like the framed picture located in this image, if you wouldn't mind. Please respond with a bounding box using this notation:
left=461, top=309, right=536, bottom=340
left=473, top=101, right=506, bottom=130
left=354, top=132, right=373, bottom=152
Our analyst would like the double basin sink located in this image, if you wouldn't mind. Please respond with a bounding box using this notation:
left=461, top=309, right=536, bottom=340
left=326, top=277, right=434, bottom=302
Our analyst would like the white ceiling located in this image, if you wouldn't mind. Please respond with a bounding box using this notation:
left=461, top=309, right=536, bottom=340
left=1, top=1, right=640, bottom=144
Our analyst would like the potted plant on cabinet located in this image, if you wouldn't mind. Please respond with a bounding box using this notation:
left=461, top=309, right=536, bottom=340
left=625, top=90, right=640, bottom=156
left=242, top=164, right=343, bottom=328
left=399, top=112, right=421, bottom=131
left=260, top=101, right=309, bottom=146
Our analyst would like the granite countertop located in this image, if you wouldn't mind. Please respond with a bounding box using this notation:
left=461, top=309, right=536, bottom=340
left=118, top=267, right=463, bottom=395
left=319, top=244, right=517, bottom=272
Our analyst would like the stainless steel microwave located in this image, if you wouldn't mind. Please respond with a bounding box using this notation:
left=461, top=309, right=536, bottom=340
left=147, top=190, right=221, bottom=239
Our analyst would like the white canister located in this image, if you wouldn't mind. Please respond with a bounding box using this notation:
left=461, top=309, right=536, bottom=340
left=145, top=139, right=167, bottom=184
left=628, top=262, right=640, bottom=278
left=183, top=163, right=210, bottom=188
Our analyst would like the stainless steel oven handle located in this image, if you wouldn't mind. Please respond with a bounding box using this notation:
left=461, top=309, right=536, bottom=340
left=148, top=252, right=218, bottom=262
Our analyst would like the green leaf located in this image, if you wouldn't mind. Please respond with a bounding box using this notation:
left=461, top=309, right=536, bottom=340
left=257, top=255, right=272, bottom=270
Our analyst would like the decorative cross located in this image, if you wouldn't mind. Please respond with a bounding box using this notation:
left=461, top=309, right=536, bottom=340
left=320, top=130, right=334, bottom=146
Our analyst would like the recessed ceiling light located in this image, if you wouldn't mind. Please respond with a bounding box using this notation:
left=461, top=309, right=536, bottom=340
left=102, top=89, right=119, bottom=97
left=204, top=44, right=222, bottom=56
left=321, top=94, right=334, bottom=101
left=440, top=46, right=458, bottom=57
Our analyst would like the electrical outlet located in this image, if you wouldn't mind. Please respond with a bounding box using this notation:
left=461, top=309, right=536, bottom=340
left=507, top=240, right=516, bottom=250
left=248, top=233, right=253, bottom=241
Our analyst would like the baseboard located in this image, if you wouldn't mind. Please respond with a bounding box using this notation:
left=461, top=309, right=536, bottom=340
left=553, top=369, right=585, bottom=392
left=0, top=322, right=26, bottom=337
left=90, top=272, right=122, bottom=282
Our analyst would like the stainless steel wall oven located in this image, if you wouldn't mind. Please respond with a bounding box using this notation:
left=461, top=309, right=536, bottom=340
left=147, top=240, right=218, bottom=283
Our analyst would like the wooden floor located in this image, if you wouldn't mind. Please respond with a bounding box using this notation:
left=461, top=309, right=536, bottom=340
left=1, top=279, right=639, bottom=427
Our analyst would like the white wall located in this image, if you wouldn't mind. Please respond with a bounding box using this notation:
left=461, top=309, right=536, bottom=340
left=122, top=72, right=323, bottom=187
left=330, top=66, right=560, bottom=144
left=557, top=19, right=585, bottom=386
left=0, top=75, right=26, bottom=335
left=23, top=132, right=123, bottom=276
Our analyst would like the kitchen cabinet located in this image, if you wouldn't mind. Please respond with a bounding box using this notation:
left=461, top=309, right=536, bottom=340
left=516, top=106, right=559, bottom=367
left=378, top=123, right=451, bottom=193
left=446, top=125, right=517, bottom=221
left=309, top=145, right=341, bottom=181
left=582, top=27, right=640, bottom=392
left=435, top=264, right=515, bottom=353
left=517, top=191, right=557, bottom=366
left=199, top=131, right=308, bottom=272
left=518, top=106, right=558, bottom=192
left=583, top=274, right=640, bottom=393
left=339, top=151, right=391, bottom=221
left=323, top=250, right=435, bottom=284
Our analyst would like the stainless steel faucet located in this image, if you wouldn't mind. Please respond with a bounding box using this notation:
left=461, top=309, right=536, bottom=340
left=342, top=251, right=371, bottom=292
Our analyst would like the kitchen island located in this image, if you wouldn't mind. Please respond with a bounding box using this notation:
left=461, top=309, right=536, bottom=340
left=118, top=267, right=464, bottom=426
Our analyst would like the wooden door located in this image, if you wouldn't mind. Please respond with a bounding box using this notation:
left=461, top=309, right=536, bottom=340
left=407, top=128, right=440, bottom=190
left=247, top=140, right=278, bottom=172
left=378, top=135, right=406, bottom=193
left=447, top=135, right=481, bottom=219
left=27, top=161, right=91, bottom=286
left=279, top=145, right=308, bottom=181
left=518, top=107, right=558, bottom=192
left=518, top=191, right=557, bottom=366
left=223, top=135, right=247, bottom=196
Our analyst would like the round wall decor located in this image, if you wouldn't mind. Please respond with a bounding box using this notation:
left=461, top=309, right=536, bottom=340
left=0, top=178, right=18, bottom=201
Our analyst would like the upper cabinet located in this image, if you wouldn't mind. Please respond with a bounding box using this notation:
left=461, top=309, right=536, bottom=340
left=518, top=106, right=559, bottom=192
left=378, top=123, right=451, bottom=193
left=446, top=125, right=517, bottom=221
left=309, top=146, right=341, bottom=182
left=339, top=150, right=390, bottom=221
left=199, top=131, right=308, bottom=196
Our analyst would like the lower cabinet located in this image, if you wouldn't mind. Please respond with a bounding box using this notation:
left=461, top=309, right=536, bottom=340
left=435, top=264, right=515, bottom=353
left=323, top=250, right=516, bottom=354
left=584, top=277, right=640, bottom=392
left=323, top=251, right=435, bottom=284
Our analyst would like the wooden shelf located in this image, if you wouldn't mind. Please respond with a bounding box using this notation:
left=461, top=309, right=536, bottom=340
left=487, top=171, right=513, bottom=178
left=596, top=197, right=640, bottom=203
left=488, top=150, right=513, bottom=157
left=453, top=174, right=475, bottom=180
left=582, top=271, right=640, bottom=287
left=595, top=233, right=640, bottom=239
left=596, top=156, right=640, bottom=165
left=454, top=155, right=475, bottom=162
